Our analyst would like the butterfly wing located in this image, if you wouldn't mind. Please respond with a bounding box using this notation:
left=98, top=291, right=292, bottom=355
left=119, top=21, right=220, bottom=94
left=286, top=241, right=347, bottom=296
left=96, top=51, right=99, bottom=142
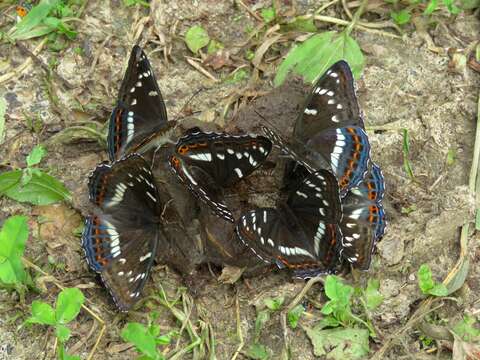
left=294, top=60, right=363, bottom=140
left=339, top=163, right=386, bottom=270
left=82, top=154, right=161, bottom=311
left=236, top=170, right=342, bottom=276
left=108, top=45, right=171, bottom=161
left=170, top=129, right=272, bottom=222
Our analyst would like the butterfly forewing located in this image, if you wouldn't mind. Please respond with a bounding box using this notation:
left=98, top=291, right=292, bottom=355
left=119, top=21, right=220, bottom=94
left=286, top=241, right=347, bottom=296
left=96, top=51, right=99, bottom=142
left=339, top=163, right=386, bottom=270
left=82, top=154, right=161, bottom=311
left=294, top=60, right=363, bottom=141
left=108, top=45, right=170, bottom=161
left=170, top=128, right=272, bottom=222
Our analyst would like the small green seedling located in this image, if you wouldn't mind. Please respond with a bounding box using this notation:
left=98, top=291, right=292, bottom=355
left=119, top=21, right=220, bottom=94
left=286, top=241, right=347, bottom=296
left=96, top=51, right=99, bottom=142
left=402, top=128, right=415, bottom=180
left=245, top=342, right=271, bottom=360
left=0, top=216, right=30, bottom=291
left=274, top=30, right=364, bottom=87
left=287, top=304, right=304, bottom=329
left=185, top=25, right=210, bottom=54
left=26, top=288, right=84, bottom=360
left=8, top=0, right=78, bottom=41
left=452, top=315, right=480, bottom=342
left=418, top=264, right=448, bottom=296
left=121, top=318, right=176, bottom=360
left=0, top=145, right=71, bottom=205
left=305, top=276, right=383, bottom=359
left=260, top=6, right=276, bottom=24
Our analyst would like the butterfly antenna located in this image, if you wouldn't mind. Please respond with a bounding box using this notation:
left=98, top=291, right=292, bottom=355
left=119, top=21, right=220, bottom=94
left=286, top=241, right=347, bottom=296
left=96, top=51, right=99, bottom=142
left=172, top=87, right=204, bottom=122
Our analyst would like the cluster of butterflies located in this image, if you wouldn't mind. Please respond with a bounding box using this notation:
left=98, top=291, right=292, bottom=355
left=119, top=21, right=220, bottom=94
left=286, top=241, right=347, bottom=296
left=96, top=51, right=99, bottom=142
left=81, top=45, right=386, bottom=311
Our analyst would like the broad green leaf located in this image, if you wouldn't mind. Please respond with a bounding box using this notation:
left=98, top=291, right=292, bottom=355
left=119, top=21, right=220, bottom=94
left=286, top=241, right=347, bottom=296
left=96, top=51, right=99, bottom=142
left=443, top=0, right=461, bottom=13
left=391, top=10, right=411, bottom=25
left=445, top=258, right=469, bottom=294
left=121, top=322, right=159, bottom=359
left=321, top=276, right=354, bottom=323
left=0, top=170, right=22, bottom=193
left=305, top=326, right=369, bottom=359
left=43, top=17, right=77, bottom=39
left=452, top=316, right=480, bottom=342
left=274, top=31, right=364, bottom=87
left=245, top=343, right=270, bottom=360
left=264, top=296, right=284, bottom=311
left=0, top=215, right=28, bottom=285
left=185, top=25, right=210, bottom=54
left=27, top=300, right=56, bottom=325
left=56, top=324, right=71, bottom=342
left=318, top=315, right=341, bottom=329
left=428, top=283, right=448, bottom=297
left=364, top=279, right=383, bottom=310
left=287, top=304, right=304, bottom=329
left=58, top=343, right=81, bottom=360
left=55, top=288, right=84, bottom=324
left=0, top=96, right=5, bottom=145
left=10, top=0, right=60, bottom=40
left=26, top=145, right=46, bottom=167
left=281, top=17, right=317, bottom=32
left=2, top=170, right=71, bottom=205
left=261, top=7, right=276, bottom=23
left=207, top=40, right=224, bottom=54
left=255, top=310, right=270, bottom=341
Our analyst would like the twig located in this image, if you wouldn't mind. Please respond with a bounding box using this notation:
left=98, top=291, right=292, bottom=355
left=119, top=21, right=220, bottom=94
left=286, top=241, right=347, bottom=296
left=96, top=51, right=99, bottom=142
left=22, top=257, right=106, bottom=360
left=230, top=294, right=244, bottom=360
left=185, top=57, right=219, bottom=82
left=0, top=38, right=48, bottom=86
left=236, top=0, right=263, bottom=22
left=286, top=277, right=325, bottom=312
left=315, top=0, right=340, bottom=15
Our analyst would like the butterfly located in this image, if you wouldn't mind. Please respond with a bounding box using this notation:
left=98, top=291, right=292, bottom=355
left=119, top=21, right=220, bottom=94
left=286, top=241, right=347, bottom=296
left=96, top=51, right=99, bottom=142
left=235, top=169, right=343, bottom=278
left=169, top=127, right=272, bottom=223
left=338, top=163, right=386, bottom=270
left=81, top=154, right=163, bottom=311
left=108, top=45, right=176, bottom=162
left=262, top=61, right=371, bottom=197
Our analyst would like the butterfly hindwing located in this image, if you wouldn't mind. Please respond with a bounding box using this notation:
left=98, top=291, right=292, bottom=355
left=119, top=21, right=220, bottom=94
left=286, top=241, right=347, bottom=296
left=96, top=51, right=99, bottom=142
left=82, top=154, right=161, bottom=311
left=236, top=170, right=342, bottom=276
left=108, top=45, right=172, bottom=161
left=339, top=163, right=386, bottom=270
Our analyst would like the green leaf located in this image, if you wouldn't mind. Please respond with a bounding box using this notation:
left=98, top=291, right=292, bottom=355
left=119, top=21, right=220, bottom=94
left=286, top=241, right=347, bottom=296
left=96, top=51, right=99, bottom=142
left=185, top=25, right=210, bottom=54
left=452, top=316, right=480, bottom=342
left=318, top=315, right=341, bottom=329
left=26, top=145, right=46, bottom=167
left=27, top=300, right=56, bottom=325
left=245, top=343, right=270, bottom=360
left=10, top=0, right=61, bottom=40
left=442, top=0, right=461, bottom=13
left=274, top=31, right=364, bottom=87
left=0, top=215, right=28, bottom=286
left=418, top=264, right=448, bottom=296
left=364, top=279, right=383, bottom=310
left=321, top=276, right=354, bottom=323
left=43, top=17, right=77, bottom=39
left=261, top=7, right=276, bottom=23
left=391, top=10, right=411, bottom=25
left=0, top=96, right=5, bottom=145
left=264, top=296, right=284, bottom=311
left=207, top=39, right=224, bottom=54
left=56, top=324, right=71, bottom=342
left=446, top=148, right=456, bottom=165
left=305, top=326, right=370, bottom=359
left=287, top=304, right=304, bottom=329
left=0, top=170, right=22, bottom=195
left=57, top=343, right=80, bottom=360
left=2, top=169, right=71, bottom=205
left=424, top=0, right=439, bottom=14
left=281, top=17, right=317, bottom=32
left=121, top=322, right=160, bottom=359
left=55, top=288, right=84, bottom=324
left=254, top=309, right=270, bottom=341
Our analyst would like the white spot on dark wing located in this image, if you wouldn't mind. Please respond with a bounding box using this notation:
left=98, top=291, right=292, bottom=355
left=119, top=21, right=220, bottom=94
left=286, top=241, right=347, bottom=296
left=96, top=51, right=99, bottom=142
left=268, top=238, right=274, bottom=247
left=327, top=90, right=334, bottom=96
left=329, top=72, right=338, bottom=78
left=227, top=148, right=235, bottom=155
left=139, top=252, right=152, bottom=262
left=304, top=108, right=318, bottom=115
left=119, top=258, right=126, bottom=264
left=235, top=152, right=242, bottom=159
left=337, top=103, right=343, bottom=110
left=136, top=81, right=142, bottom=87
left=328, top=99, right=335, bottom=105
left=146, top=191, right=157, bottom=202
left=130, top=87, right=135, bottom=93
left=296, top=190, right=308, bottom=198
left=217, top=153, right=225, bottom=160
left=332, top=115, right=339, bottom=123
left=234, top=168, right=243, bottom=178
left=148, top=90, right=158, bottom=96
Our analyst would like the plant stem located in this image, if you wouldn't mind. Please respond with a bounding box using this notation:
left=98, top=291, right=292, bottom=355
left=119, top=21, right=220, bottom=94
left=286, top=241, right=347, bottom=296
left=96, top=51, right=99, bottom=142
left=346, top=0, right=369, bottom=35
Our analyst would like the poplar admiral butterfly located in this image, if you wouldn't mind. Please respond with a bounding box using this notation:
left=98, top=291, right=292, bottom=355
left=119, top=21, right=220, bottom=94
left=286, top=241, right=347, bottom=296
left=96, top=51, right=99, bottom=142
left=169, top=127, right=272, bottom=223
left=108, top=45, right=176, bottom=161
left=235, top=169, right=343, bottom=278
left=262, top=61, right=371, bottom=197
left=82, top=154, right=163, bottom=311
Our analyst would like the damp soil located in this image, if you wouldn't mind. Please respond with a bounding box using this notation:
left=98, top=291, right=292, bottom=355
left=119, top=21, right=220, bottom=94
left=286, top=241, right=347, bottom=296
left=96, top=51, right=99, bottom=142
left=0, top=1, right=479, bottom=360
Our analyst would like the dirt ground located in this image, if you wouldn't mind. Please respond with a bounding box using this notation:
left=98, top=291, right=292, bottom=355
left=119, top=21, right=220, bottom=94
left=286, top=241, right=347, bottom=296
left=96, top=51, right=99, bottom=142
left=0, top=1, right=479, bottom=359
